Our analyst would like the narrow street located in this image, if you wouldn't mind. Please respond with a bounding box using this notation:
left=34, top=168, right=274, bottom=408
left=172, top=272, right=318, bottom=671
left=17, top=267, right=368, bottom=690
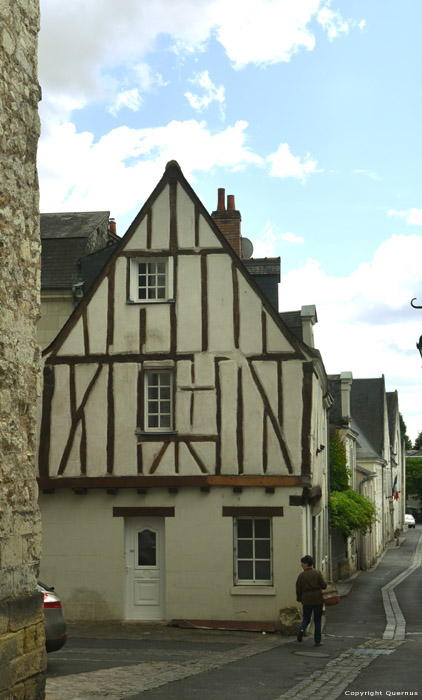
left=46, top=528, right=422, bottom=700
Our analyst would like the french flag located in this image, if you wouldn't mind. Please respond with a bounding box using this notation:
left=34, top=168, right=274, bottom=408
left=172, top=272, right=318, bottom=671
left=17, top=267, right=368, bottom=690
left=392, top=475, right=399, bottom=500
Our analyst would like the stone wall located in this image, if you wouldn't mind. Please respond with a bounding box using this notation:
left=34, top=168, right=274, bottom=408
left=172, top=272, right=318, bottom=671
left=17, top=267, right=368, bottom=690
left=0, top=0, right=46, bottom=697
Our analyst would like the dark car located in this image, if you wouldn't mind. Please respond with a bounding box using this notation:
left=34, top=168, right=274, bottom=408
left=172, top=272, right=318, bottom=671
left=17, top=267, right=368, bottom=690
left=38, top=581, right=67, bottom=653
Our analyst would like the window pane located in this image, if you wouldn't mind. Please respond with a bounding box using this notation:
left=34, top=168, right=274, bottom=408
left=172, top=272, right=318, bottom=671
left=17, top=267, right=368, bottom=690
left=138, top=263, right=146, bottom=274
left=254, top=519, right=270, bottom=538
left=148, top=415, right=159, bottom=428
left=255, top=561, right=271, bottom=580
left=148, top=387, right=158, bottom=399
left=157, top=288, right=165, bottom=299
left=238, top=561, right=253, bottom=580
left=149, top=374, right=159, bottom=386
left=161, top=387, right=170, bottom=399
left=157, top=275, right=166, bottom=286
left=237, top=519, right=253, bottom=538
left=160, top=415, right=171, bottom=428
left=138, top=288, right=146, bottom=299
left=148, top=288, right=156, bottom=299
left=238, top=540, right=253, bottom=558
left=138, top=529, right=156, bottom=566
left=160, top=401, right=170, bottom=413
left=148, top=401, right=158, bottom=414
left=157, top=263, right=165, bottom=273
left=255, top=540, right=271, bottom=559
left=160, top=375, right=170, bottom=387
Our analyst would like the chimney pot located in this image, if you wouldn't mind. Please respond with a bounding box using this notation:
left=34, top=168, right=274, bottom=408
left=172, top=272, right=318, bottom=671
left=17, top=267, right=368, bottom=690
left=109, top=218, right=117, bottom=235
left=217, top=188, right=226, bottom=211
left=227, top=194, right=235, bottom=211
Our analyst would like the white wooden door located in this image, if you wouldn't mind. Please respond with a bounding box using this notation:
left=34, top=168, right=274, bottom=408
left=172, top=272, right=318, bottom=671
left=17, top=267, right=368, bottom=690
left=125, top=517, right=165, bottom=620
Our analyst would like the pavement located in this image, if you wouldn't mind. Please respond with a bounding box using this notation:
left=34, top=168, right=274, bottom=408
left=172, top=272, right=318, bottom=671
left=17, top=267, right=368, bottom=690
left=45, top=531, right=422, bottom=700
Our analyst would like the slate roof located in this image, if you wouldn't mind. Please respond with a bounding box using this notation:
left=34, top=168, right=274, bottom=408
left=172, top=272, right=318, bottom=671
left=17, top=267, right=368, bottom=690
left=40, top=211, right=110, bottom=239
left=279, top=311, right=303, bottom=342
left=40, top=211, right=112, bottom=291
left=243, top=258, right=280, bottom=276
left=386, top=391, right=398, bottom=447
left=243, top=257, right=280, bottom=312
left=351, top=378, right=386, bottom=457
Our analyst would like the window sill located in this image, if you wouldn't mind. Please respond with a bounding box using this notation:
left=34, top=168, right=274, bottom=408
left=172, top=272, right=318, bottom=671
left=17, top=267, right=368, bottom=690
left=135, top=430, right=178, bottom=436
left=230, top=586, right=276, bottom=596
left=127, top=299, right=176, bottom=305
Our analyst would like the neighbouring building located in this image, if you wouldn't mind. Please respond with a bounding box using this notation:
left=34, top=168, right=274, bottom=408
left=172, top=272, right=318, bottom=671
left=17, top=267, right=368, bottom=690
left=328, top=373, right=405, bottom=578
left=38, top=211, right=119, bottom=350
left=37, top=161, right=331, bottom=628
left=0, top=1, right=46, bottom=697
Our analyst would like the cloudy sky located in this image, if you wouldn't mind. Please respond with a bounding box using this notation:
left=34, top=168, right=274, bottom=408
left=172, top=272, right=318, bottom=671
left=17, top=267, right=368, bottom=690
left=37, top=0, right=422, bottom=442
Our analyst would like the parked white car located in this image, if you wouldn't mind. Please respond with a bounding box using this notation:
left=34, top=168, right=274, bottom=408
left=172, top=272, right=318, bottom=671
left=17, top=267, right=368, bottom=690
left=405, top=514, right=416, bottom=529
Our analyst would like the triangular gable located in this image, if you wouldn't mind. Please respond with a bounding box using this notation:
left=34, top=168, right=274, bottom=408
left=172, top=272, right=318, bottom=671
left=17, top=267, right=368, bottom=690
left=43, top=161, right=310, bottom=360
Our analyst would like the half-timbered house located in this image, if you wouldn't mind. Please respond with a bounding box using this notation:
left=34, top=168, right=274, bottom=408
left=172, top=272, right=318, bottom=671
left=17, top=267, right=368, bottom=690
left=37, top=161, right=331, bottom=626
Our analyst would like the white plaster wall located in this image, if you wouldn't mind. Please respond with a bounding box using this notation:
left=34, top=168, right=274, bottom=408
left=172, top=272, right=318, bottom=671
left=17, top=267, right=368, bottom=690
left=38, top=293, right=74, bottom=350
left=144, top=305, right=171, bottom=353
left=176, top=256, right=202, bottom=351
left=84, top=366, right=108, bottom=476
left=39, top=488, right=306, bottom=622
left=266, top=313, right=295, bottom=353
left=194, top=353, right=215, bottom=387
left=242, top=368, right=264, bottom=474
left=151, top=186, right=170, bottom=249
left=219, top=360, right=238, bottom=474
left=49, top=364, right=71, bottom=476
left=113, top=363, right=138, bottom=475
left=124, top=218, right=147, bottom=251
left=87, top=278, right=108, bottom=354
left=207, top=255, right=234, bottom=352
left=281, top=362, right=303, bottom=474
left=199, top=214, right=222, bottom=249
left=176, top=185, right=195, bottom=249
left=59, top=316, right=85, bottom=356
left=237, top=272, right=262, bottom=355
left=113, top=257, right=140, bottom=354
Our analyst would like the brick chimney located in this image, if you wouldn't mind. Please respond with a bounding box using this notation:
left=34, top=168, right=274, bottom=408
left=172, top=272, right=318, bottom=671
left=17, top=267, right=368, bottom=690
left=211, top=188, right=242, bottom=257
left=109, top=217, right=117, bottom=235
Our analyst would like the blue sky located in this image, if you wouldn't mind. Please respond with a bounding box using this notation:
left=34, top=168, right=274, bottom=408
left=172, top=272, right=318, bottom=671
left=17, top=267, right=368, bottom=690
left=37, top=0, right=422, bottom=441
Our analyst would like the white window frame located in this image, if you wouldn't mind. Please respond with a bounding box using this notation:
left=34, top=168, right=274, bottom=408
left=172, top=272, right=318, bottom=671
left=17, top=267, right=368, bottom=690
left=234, top=517, right=273, bottom=586
left=130, top=257, right=174, bottom=303
left=144, top=371, right=173, bottom=432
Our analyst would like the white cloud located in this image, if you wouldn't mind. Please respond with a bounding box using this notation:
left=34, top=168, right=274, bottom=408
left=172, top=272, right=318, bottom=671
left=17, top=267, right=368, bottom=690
left=38, top=118, right=263, bottom=217
left=108, top=88, right=143, bottom=117
left=268, top=143, right=321, bottom=182
left=278, top=234, right=422, bottom=441
left=388, top=208, right=422, bottom=225
left=252, top=221, right=278, bottom=257
left=38, top=0, right=361, bottom=110
left=281, top=232, right=305, bottom=244
left=185, top=71, right=226, bottom=117
left=317, top=6, right=349, bottom=40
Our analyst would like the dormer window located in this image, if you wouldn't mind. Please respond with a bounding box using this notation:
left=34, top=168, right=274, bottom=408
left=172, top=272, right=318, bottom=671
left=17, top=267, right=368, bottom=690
left=129, top=257, right=173, bottom=303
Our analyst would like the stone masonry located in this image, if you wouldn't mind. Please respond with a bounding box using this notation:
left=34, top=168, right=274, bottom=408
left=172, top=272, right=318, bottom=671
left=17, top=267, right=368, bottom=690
left=0, top=0, right=46, bottom=698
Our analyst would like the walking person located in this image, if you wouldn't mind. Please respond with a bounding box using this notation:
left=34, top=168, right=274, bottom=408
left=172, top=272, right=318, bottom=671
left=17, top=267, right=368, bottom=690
left=295, top=555, right=327, bottom=646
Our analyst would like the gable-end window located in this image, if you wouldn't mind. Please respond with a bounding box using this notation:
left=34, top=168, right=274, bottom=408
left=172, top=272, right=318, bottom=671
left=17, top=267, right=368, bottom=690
left=145, top=371, right=173, bottom=431
left=234, top=518, right=272, bottom=585
left=130, top=257, right=173, bottom=303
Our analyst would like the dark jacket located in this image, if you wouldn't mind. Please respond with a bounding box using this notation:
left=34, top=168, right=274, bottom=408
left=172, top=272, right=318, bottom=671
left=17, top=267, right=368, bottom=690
left=296, top=567, right=327, bottom=606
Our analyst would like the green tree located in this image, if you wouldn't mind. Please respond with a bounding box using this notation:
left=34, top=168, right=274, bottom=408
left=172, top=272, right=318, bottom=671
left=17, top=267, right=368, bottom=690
left=329, top=490, right=377, bottom=539
left=329, top=430, right=350, bottom=492
left=414, top=431, right=422, bottom=450
left=406, top=457, right=422, bottom=503
left=400, top=413, right=412, bottom=450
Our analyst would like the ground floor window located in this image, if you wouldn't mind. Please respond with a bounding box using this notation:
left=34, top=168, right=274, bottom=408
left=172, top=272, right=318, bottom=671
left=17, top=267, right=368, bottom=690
left=234, top=517, right=272, bottom=585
